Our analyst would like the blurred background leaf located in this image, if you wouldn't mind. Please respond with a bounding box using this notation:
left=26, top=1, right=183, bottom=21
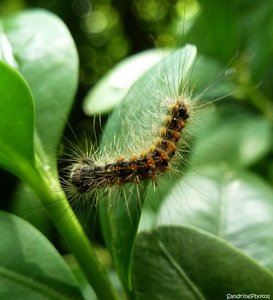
left=1, top=9, right=79, bottom=172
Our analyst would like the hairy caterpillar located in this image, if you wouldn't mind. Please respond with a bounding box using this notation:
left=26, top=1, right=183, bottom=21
left=63, top=45, right=199, bottom=211
left=70, top=99, right=189, bottom=193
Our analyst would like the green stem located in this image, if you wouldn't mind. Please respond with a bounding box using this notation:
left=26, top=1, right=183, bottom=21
left=24, top=166, right=119, bottom=300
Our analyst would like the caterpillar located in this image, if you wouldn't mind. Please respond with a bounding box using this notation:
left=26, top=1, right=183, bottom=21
left=64, top=45, right=198, bottom=205
left=70, top=98, right=189, bottom=193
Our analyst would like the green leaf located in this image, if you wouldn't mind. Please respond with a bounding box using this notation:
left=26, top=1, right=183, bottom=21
left=99, top=45, right=197, bottom=292
left=157, top=168, right=273, bottom=271
left=190, top=112, right=273, bottom=168
left=83, top=49, right=164, bottom=115
left=0, top=210, right=84, bottom=300
left=1, top=9, right=79, bottom=170
left=0, top=60, right=35, bottom=179
left=132, top=226, right=273, bottom=300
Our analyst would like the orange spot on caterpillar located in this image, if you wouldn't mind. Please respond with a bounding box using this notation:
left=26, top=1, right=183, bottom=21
left=161, top=140, right=177, bottom=156
left=158, top=149, right=169, bottom=161
left=130, top=163, right=138, bottom=171
left=146, top=158, right=155, bottom=169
